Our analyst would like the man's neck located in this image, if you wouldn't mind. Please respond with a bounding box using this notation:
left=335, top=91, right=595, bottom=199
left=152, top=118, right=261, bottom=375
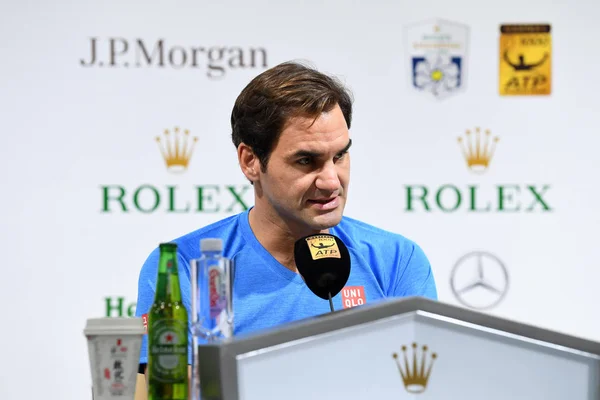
left=248, top=206, right=327, bottom=273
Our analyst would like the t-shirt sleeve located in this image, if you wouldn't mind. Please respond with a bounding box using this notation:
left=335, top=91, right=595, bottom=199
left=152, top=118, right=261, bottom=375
left=134, top=248, right=194, bottom=366
left=391, top=242, right=438, bottom=300
left=134, top=248, right=160, bottom=365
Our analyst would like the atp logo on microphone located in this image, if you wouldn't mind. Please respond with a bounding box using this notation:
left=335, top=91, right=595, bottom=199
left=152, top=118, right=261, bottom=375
left=305, top=235, right=341, bottom=260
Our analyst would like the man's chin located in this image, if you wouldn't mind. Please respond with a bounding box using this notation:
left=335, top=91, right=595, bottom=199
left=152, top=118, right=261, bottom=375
left=308, top=210, right=344, bottom=231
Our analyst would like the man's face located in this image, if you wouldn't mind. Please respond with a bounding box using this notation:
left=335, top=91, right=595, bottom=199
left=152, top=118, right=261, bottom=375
left=255, top=104, right=351, bottom=233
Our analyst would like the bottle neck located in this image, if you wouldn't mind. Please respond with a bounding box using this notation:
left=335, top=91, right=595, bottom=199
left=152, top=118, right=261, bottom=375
left=201, top=250, right=222, bottom=259
left=156, top=250, right=182, bottom=302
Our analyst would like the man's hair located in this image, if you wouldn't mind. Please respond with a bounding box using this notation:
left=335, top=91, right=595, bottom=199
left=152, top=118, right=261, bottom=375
left=230, top=61, right=353, bottom=170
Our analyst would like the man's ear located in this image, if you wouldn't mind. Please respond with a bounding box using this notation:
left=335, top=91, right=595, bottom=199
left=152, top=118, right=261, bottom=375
left=237, top=143, right=260, bottom=183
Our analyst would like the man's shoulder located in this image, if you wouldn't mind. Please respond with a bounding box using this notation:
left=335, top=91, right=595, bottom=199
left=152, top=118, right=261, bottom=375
left=334, top=215, right=435, bottom=298
left=334, top=215, right=419, bottom=250
left=141, top=211, right=247, bottom=267
left=171, top=212, right=245, bottom=254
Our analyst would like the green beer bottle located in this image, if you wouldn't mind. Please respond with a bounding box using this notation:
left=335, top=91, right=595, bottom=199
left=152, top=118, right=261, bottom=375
left=148, top=243, right=189, bottom=400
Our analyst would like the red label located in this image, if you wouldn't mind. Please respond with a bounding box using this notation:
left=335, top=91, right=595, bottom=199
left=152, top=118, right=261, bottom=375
left=341, top=286, right=366, bottom=309
left=209, top=268, right=220, bottom=306
left=142, top=314, right=148, bottom=333
left=209, top=268, right=221, bottom=317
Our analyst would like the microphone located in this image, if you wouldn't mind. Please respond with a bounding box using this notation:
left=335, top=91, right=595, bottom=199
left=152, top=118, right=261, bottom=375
left=293, top=233, right=351, bottom=312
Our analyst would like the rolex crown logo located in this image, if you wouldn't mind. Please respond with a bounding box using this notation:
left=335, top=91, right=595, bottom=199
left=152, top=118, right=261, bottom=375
left=392, top=342, right=437, bottom=394
left=457, top=127, right=500, bottom=173
left=156, top=127, right=198, bottom=173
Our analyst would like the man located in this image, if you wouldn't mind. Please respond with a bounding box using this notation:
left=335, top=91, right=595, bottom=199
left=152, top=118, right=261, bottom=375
left=134, top=61, right=437, bottom=378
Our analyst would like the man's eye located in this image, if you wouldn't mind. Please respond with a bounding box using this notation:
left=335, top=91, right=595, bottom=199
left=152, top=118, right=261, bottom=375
left=297, top=157, right=311, bottom=166
left=334, top=152, right=346, bottom=162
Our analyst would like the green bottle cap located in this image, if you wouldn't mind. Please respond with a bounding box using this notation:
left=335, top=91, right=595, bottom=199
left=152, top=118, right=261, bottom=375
left=159, top=242, right=177, bottom=250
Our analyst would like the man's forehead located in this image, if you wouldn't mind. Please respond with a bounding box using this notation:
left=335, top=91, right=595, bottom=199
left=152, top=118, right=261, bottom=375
left=281, top=118, right=348, bottom=141
left=275, top=106, right=349, bottom=151
left=282, top=112, right=336, bottom=132
left=285, top=105, right=346, bottom=130
left=281, top=129, right=349, bottom=149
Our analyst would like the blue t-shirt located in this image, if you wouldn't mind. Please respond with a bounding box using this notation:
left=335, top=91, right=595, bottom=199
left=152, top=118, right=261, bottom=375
left=135, top=208, right=437, bottom=364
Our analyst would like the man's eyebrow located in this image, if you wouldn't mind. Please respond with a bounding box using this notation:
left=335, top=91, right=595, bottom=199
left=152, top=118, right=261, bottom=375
left=290, top=139, right=353, bottom=159
left=291, top=149, right=321, bottom=159
left=339, top=139, right=353, bottom=154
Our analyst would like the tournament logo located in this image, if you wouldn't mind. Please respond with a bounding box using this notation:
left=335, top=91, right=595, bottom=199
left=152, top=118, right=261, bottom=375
left=405, top=19, right=469, bottom=100
left=392, top=342, right=437, bottom=393
left=499, top=24, right=552, bottom=95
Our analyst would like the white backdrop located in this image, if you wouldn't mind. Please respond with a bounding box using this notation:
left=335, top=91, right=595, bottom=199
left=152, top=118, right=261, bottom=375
left=1, top=0, right=600, bottom=398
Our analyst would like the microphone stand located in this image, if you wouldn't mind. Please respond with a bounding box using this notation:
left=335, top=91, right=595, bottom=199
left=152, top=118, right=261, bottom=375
left=328, top=292, right=334, bottom=312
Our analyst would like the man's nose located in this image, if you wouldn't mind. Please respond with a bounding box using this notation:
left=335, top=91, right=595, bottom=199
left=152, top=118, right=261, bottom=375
left=315, top=162, right=340, bottom=192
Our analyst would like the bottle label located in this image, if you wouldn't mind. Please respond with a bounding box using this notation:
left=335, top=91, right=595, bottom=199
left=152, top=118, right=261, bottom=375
left=209, top=266, right=226, bottom=318
left=149, top=319, right=187, bottom=382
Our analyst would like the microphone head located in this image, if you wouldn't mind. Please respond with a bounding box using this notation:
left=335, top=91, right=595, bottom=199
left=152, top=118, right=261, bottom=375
left=293, top=233, right=351, bottom=300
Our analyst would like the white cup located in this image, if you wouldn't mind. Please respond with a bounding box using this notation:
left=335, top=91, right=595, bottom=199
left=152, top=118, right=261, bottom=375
left=84, top=317, right=145, bottom=400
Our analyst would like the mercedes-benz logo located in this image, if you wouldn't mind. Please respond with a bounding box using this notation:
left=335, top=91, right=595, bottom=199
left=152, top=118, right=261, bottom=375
left=450, top=251, right=509, bottom=310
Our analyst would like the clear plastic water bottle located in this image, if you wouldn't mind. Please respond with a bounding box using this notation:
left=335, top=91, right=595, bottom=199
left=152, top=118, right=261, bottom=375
left=195, top=238, right=233, bottom=340
left=190, top=238, right=234, bottom=400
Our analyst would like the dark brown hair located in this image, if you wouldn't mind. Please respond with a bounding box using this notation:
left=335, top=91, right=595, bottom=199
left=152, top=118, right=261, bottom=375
left=231, top=61, right=353, bottom=170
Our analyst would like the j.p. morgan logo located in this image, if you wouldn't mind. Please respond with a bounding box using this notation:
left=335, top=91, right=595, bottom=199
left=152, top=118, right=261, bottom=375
left=80, top=37, right=268, bottom=79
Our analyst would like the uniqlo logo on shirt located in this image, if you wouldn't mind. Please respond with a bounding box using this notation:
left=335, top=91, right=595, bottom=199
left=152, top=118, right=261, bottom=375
left=341, top=286, right=366, bottom=309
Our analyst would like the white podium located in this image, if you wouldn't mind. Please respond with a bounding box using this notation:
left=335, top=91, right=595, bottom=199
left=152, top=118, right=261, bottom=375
left=197, top=297, right=600, bottom=399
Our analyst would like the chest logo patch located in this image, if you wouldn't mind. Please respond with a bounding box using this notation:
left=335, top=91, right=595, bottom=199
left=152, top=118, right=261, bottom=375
left=341, top=286, right=366, bottom=309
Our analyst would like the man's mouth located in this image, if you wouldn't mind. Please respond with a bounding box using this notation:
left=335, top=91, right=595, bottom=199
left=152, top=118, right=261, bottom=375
left=307, top=197, right=340, bottom=211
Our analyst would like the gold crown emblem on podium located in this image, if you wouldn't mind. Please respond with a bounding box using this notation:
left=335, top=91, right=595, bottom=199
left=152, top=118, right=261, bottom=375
left=155, top=127, right=198, bottom=173
left=392, top=343, right=437, bottom=394
left=457, top=127, right=500, bottom=173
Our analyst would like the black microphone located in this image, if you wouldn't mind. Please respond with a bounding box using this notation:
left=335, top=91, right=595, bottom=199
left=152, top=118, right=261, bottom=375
left=294, top=233, right=351, bottom=312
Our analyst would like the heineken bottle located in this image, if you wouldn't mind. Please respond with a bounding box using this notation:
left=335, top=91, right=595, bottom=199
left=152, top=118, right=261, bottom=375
left=148, top=243, right=189, bottom=400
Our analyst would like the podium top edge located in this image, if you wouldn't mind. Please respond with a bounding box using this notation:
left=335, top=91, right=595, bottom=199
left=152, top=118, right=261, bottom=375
left=210, top=297, right=600, bottom=357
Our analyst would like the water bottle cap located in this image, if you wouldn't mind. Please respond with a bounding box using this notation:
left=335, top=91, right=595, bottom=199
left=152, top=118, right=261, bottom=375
left=200, top=238, right=223, bottom=252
